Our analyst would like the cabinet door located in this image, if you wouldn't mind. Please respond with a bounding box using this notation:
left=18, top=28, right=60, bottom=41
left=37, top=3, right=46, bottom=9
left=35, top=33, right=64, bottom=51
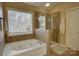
left=0, top=3, right=4, bottom=56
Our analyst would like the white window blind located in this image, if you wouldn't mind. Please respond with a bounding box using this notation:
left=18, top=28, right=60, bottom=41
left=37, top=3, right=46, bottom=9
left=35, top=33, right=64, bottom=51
left=8, top=10, right=33, bottom=35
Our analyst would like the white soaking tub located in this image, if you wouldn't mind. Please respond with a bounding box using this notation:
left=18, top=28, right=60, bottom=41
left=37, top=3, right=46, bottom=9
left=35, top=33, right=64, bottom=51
left=3, top=39, right=47, bottom=56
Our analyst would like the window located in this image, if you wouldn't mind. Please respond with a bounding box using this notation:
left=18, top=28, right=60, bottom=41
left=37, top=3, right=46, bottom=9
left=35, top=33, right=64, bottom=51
left=8, top=10, right=33, bottom=35
left=38, top=16, right=46, bottom=29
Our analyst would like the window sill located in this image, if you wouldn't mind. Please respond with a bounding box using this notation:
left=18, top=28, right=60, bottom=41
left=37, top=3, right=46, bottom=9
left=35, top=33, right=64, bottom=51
left=7, top=32, right=33, bottom=36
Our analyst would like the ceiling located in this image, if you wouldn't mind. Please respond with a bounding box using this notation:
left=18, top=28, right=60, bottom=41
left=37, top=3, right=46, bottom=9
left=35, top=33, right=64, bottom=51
left=25, top=2, right=59, bottom=11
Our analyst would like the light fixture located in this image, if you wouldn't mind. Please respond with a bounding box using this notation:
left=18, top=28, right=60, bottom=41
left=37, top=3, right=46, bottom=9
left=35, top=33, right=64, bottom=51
left=45, top=3, right=50, bottom=7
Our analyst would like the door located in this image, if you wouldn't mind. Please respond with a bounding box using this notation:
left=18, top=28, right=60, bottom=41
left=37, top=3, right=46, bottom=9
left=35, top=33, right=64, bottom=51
left=66, top=8, right=79, bottom=50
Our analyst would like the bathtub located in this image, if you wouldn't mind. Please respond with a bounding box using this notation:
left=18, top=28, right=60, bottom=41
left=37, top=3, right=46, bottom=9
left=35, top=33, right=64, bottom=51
left=3, top=39, right=47, bottom=56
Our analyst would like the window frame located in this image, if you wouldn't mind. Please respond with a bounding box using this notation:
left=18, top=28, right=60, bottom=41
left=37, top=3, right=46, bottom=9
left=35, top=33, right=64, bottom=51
left=7, top=8, right=34, bottom=36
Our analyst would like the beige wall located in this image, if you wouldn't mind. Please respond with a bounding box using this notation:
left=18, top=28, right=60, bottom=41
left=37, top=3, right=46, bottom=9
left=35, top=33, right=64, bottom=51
left=50, top=2, right=79, bottom=45
left=2, top=2, right=79, bottom=45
